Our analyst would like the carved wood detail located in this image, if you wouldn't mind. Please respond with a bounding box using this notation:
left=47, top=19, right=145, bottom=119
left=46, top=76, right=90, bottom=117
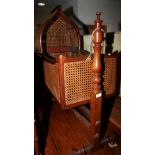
left=90, top=12, right=104, bottom=145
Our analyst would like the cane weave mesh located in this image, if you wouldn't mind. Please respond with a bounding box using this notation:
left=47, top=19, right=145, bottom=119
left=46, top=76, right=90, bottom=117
left=103, top=57, right=116, bottom=96
left=46, top=17, right=78, bottom=53
left=63, top=56, right=117, bottom=105
left=64, top=60, right=92, bottom=105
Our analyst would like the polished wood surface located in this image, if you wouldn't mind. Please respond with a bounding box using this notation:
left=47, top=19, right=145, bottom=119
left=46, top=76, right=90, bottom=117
left=90, top=12, right=103, bottom=145
left=81, top=25, right=107, bottom=34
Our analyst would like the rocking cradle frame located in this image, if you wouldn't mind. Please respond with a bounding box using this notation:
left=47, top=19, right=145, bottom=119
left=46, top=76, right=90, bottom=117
left=35, top=6, right=119, bottom=154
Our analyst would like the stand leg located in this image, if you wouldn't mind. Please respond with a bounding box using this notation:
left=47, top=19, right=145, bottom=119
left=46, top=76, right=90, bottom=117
left=90, top=93, right=102, bottom=145
left=34, top=118, right=40, bottom=155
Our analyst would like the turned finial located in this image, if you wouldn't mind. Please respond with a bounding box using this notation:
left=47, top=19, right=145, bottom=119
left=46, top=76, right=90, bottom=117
left=93, top=12, right=103, bottom=44
left=95, top=12, right=102, bottom=28
left=91, top=12, right=103, bottom=93
left=96, top=12, right=101, bottom=21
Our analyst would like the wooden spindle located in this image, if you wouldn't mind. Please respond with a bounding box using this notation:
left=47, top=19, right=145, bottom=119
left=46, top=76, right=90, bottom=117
left=90, top=12, right=104, bottom=145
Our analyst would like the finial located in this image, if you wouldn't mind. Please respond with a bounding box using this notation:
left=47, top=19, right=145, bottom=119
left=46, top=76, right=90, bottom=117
left=95, top=12, right=102, bottom=26
left=96, top=12, right=101, bottom=21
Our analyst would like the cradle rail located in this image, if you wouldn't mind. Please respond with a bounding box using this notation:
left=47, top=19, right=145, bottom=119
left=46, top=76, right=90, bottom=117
left=43, top=51, right=118, bottom=108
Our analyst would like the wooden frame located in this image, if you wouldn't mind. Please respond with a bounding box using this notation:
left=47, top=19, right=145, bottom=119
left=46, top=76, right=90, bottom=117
left=58, top=54, right=91, bottom=108
left=35, top=7, right=119, bottom=154
left=35, top=6, right=81, bottom=55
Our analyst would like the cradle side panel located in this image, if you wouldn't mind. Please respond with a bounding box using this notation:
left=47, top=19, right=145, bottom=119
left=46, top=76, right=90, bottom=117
left=43, top=53, right=118, bottom=107
left=58, top=55, right=92, bottom=108
left=64, top=59, right=92, bottom=106
left=43, top=61, right=60, bottom=103
left=103, top=52, right=118, bottom=97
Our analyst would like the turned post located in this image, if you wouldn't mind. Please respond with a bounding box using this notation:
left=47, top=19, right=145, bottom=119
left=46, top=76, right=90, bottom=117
left=90, top=12, right=104, bottom=145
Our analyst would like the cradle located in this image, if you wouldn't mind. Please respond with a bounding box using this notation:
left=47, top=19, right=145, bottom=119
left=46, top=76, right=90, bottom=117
left=35, top=6, right=119, bottom=153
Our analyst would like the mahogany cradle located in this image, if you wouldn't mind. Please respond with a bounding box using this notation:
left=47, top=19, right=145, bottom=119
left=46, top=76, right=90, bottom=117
left=35, top=6, right=119, bottom=154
